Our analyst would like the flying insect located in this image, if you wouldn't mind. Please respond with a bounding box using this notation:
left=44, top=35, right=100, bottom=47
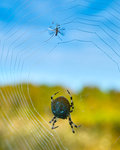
left=47, top=22, right=65, bottom=41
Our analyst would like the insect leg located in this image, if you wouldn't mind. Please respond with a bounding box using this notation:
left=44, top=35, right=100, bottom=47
left=59, top=31, right=64, bottom=36
left=44, top=34, right=55, bottom=43
left=51, top=91, right=59, bottom=102
left=67, top=90, right=74, bottom=112
left=51, top=118, right=59, bottom=129
left=49, top=116, right=56, bottom=123
left=57, top=35, right=62, bottom=41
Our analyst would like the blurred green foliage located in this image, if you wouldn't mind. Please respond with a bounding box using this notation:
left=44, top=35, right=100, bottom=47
left=0, top=84, right=120, bottom=150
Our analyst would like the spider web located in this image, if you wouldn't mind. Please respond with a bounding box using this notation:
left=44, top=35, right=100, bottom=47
left=0, top=0, right=120, bottom=150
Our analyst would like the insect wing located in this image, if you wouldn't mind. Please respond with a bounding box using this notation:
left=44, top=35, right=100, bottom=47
left=61, top=27, right=65, bottom=31
left=48, top=27, right=55, bottom=35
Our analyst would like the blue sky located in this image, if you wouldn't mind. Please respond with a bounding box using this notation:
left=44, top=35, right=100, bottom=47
left=0, top=0, right=120, bottom=91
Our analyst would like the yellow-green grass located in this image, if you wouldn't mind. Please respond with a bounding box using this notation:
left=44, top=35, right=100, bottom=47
left=0, top=84, right=120, bottom=150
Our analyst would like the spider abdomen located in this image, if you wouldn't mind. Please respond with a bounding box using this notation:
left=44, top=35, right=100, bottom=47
left=51, top=96, right=70, bottom=119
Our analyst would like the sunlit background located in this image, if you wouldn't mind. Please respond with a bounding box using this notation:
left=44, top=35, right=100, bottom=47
left=0, top=0, right=120, bottom=150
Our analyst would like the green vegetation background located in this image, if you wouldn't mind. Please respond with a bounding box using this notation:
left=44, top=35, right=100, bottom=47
left=0, top=84, right=120, bottom=150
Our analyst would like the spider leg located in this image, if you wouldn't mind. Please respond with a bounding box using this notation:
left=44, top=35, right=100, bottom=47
left=51, top=91, right=59, bottom=102
left=68, top=115, right=81, bottom=133
left=67, top=90, right=74, bottom=112
left=68, top=115, right=75, bottom=133
left=49, top=116, right=56, bottom=123
left=72, top=122, right=81, bottom=128
left=51, top=118, right=59, bottom=129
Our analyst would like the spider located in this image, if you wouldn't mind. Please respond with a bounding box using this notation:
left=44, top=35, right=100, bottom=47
left=47, top=22, right=65, bottom=41
left=49, top=90, right=81, bottom=133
